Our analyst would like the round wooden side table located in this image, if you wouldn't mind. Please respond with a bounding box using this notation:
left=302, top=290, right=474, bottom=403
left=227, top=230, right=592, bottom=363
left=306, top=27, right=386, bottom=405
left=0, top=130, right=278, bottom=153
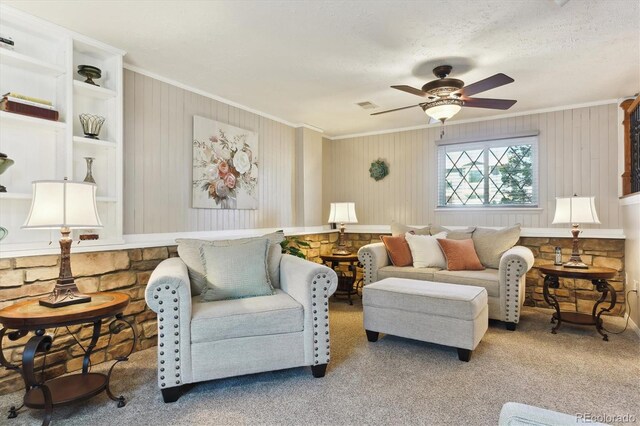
left=0, top=292, right=134, bottom=425
left=538, top=265, right=617, bottom=341
left=320, top=254, right=361, bottom=305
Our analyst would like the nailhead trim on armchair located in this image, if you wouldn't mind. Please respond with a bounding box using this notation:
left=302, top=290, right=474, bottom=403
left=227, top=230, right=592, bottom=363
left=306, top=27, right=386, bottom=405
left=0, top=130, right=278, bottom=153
left=152, top=284, right=182, bottom=388
left=504, top=258, right=526, bottom=324
left=311, top=272, right=332, bottom=365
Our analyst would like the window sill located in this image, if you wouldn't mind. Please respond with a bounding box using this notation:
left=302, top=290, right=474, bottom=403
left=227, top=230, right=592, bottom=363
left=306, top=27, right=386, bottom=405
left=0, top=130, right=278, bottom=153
left=435, top=207, right=543, bottom=212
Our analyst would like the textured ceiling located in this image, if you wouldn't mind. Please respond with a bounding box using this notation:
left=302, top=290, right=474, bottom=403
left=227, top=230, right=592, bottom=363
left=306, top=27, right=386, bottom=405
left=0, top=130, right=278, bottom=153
left=5, top=0, right=639, bottom=137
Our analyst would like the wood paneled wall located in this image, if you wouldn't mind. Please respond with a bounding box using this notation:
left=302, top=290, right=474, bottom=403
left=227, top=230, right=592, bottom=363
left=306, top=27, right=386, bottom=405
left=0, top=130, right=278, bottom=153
left=123, top=70, right=296, bottom=234
left=324, top=104, right=621, bottom=228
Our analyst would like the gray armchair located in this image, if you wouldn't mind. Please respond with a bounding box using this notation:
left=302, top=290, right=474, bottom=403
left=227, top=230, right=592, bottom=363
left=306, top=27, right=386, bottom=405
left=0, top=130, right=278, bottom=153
left=145, top=254, right=338, bottom=402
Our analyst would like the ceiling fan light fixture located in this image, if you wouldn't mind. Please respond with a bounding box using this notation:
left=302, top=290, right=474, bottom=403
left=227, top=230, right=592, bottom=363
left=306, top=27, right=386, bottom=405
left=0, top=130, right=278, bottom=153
left=422, top=99, right=463, bottom=122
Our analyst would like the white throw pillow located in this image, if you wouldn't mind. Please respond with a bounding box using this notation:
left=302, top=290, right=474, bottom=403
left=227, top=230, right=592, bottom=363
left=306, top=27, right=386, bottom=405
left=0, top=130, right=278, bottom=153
left=405, top=232, right=447, bottom=268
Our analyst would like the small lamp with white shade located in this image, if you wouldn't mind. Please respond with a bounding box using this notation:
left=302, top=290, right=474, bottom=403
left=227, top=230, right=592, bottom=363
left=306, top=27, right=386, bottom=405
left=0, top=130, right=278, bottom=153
left=552, top=195, right=600, bottom=269
left=328, top=202, right=358, bottom=255
left=22, top=179, right=103, bottom=307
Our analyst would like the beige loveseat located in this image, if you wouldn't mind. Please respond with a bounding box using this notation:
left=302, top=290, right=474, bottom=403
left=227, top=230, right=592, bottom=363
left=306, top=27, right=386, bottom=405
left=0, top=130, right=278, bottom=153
left=357, top=226, right=534, bottom=330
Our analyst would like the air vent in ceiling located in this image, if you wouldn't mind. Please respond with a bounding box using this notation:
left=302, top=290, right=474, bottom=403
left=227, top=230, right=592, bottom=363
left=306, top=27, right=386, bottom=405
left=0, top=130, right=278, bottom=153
left=356, top=101, right=378, bottom=110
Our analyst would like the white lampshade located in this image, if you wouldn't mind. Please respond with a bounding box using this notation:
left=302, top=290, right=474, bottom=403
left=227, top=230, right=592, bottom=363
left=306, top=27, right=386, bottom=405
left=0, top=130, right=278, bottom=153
left=328, top=202, right=358, bottom=224
left=424, top=103, right=462, bottom=122
left=552, top=196, right=600, bottom=225
left=22, top=180, right=103, bottom=229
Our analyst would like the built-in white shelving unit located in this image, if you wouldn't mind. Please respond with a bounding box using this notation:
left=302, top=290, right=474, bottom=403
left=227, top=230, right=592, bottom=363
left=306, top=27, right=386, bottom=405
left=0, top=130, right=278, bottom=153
left=0, top=5, right=125, bottom=252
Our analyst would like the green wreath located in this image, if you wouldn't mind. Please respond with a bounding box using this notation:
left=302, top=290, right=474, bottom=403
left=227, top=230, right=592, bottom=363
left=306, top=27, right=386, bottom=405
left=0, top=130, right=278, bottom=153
left=369, top=159, right=389, bottom=181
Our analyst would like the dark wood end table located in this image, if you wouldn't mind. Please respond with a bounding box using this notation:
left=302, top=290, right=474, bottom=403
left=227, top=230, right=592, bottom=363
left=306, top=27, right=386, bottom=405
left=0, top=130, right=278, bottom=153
left=0, top=292, right=134, bottom=425
left=320, top=254, right=360, bottom=305
left=539, top=265, right=617, bottom=341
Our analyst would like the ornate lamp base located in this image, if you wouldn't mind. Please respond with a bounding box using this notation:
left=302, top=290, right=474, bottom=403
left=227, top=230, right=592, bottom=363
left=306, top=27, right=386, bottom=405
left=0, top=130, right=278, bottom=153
left=39, top=282, right=91, bottom=308
left=332, top=223, right=352, bottom=255
left=563, top=224, right=588, bottom=269
left=39, top=227, right=92, bottom=308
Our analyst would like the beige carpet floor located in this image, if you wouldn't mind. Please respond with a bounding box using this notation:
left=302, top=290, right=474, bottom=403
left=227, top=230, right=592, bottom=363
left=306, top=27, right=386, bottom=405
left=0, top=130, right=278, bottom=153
left=1, top=300, right=639, bottom=425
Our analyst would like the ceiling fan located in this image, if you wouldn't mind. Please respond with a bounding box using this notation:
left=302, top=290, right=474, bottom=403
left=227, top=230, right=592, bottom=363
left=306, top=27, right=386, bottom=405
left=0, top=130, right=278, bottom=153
left=373, top=65, right=517, bottom=123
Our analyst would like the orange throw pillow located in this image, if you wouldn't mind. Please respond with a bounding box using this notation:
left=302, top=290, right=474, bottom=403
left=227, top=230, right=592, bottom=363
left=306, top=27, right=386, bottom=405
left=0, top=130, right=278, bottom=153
left=380, top=235, right=413, bottom=267
left=436, top=238, right=485, bottom=271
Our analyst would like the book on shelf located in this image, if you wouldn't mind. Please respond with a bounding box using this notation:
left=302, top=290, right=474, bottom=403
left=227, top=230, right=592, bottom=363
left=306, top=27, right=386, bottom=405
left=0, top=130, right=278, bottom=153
left=0, top=99, right=59, bottom=121
left=2, top=92, right=52, bottom=107
left=2, top=96, right=55, bottom=110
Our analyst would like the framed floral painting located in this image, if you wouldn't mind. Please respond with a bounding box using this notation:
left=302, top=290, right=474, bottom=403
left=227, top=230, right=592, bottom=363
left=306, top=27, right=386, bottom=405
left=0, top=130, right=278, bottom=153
left=192, top=116, right=258, bottom=209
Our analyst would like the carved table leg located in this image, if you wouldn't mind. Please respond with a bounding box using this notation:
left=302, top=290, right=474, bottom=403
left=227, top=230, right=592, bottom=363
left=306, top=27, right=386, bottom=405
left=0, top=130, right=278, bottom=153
left=23, top=331, right=54, bottom=426
left=105, top=314, right=137, bottom=408
left=592, top=279, right=616, bottom=341
left=0, top=328, right=27, bottom=419
left=543, top=274, right=561, bottom=334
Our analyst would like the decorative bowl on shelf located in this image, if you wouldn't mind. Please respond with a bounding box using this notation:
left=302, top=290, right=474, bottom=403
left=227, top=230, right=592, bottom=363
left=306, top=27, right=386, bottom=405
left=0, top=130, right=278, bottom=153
left=0, top=153, right=14, bottom=193
left=77, top=65, right=102, bottom=86
left=79, top=114, right=105, bottom=139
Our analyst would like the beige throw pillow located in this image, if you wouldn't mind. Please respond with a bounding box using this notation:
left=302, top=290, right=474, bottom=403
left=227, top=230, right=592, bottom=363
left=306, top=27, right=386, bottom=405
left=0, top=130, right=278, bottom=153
left=390, top=222, right=430, bottom=237
left=176, top=230, right=285, bottom=295
left=471, top=224, right=521, bottom=269
left=405, top=232, right=448, bottom=269
left=429, top=225, right=476, bottom=240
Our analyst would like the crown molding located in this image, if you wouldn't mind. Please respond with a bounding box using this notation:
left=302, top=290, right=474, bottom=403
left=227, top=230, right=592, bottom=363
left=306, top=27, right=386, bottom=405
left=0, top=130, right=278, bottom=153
left=326, top=98, right=619, bottom=140
left=123, top=63, right=325, bottom=132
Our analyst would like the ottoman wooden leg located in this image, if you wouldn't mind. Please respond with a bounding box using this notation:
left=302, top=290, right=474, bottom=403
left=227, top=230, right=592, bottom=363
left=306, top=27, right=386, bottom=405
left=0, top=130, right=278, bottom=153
left=365, top=330, right=379, bottom=342
left=457, top=348, right=472, bottom=362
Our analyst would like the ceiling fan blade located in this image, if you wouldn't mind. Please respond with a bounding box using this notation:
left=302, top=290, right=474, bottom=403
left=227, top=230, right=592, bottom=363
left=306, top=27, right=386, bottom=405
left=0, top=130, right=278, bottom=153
left=463, top=97, right=517, bottom=110
left=370, top=104, right=421, bottom=115
left=391, top=85, right=430, bottom=98
left=459, top=73, right=514, bottom=96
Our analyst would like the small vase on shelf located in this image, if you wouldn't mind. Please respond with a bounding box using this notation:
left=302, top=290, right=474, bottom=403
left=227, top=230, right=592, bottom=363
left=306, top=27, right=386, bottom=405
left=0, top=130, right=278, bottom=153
left=83, top=157, right=96, bottom=184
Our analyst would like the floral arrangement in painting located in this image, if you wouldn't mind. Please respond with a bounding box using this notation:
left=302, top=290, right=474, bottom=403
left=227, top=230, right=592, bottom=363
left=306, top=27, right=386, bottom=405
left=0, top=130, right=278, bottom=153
left=192, top=117, right=259, bottom=209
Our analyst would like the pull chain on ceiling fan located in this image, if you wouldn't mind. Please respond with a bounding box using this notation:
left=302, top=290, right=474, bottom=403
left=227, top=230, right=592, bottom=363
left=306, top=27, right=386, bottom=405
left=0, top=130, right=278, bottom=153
left=372, top=65, right=517, bottom=127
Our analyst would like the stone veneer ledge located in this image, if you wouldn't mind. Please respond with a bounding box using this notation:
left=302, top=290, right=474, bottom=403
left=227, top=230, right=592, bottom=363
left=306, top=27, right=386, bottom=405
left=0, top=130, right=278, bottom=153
left=0, top=232, right=626, bottom=396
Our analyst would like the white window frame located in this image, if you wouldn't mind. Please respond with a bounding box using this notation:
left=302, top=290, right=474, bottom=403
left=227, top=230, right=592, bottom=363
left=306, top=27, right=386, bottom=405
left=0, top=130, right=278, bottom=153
left=436, top=133, right=539, bottom=208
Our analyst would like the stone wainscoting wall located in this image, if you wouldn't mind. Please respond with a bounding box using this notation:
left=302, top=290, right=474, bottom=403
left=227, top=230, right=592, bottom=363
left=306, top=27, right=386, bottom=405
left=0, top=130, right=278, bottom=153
left=0, top=232, right=625, bottom=396
left=0, top=246, right=179, bottom=395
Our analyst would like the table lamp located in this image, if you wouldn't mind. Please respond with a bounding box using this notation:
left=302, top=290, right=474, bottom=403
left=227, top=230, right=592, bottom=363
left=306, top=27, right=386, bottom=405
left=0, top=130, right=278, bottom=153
left=552, top=195, right=600, bottom=269
left=22, top=179, right=103, bottom=307
left=328, top=202, right=358, bottom=255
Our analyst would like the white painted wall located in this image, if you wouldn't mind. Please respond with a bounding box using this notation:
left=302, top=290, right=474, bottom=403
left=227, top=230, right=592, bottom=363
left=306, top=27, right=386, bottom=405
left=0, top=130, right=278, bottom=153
left=324, top=103, right=621, bottom=229
left=123, top=70, right=296, bottom=234
left=295, top=127, right=323, bottom=226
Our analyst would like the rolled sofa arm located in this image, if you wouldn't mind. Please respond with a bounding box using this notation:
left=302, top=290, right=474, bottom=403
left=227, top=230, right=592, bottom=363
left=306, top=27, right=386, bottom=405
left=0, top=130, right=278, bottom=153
left=498, top=246, right=535, bottom=325
left=280, top=254, right=337, bottom=367
left=145, top=257, right=193, bottom=387
left=357, top=242, right=390, bottom=286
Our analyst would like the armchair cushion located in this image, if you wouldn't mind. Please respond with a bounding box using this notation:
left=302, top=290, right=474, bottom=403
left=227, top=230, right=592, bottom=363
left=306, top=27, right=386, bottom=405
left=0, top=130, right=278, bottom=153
left=177, top=231, right=285, bottom=295
left=200, top=238, right=274, bottom=301
left=191, top=289, right=303, bottom=343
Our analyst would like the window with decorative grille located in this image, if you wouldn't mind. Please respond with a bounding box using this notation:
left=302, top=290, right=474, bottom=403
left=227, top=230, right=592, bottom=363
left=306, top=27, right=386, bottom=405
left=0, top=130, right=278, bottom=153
left=437, top=135, right=538, bottom=207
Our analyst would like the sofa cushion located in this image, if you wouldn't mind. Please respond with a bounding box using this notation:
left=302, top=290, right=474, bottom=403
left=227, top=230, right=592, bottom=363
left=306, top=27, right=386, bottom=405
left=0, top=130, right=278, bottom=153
left=430, top=225, right=476, bottom=240
left=177, top=230, right=285, bottom=295
left=390, top=222, right=430, bottom=236
left=436, top=238, right=485, bottom=271
left=433, top=269, right=500, bottom=297
left=191, top=289, right=303, bottom=343
left=405, top=232, right=447, bottom=268
left=200, top=238, right=274, bottom=301
left=472, top=224, right=521, bottom=268
left=380, top=234, right=413, bottom=267
left=378, top=265, right=439, bottom=281
left=363, top=278, right=487, bottom=321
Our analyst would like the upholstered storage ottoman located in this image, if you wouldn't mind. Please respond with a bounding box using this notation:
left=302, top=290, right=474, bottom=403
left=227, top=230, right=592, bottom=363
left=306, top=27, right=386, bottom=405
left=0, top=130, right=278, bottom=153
left=362, top=277, right=488, bottom=361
